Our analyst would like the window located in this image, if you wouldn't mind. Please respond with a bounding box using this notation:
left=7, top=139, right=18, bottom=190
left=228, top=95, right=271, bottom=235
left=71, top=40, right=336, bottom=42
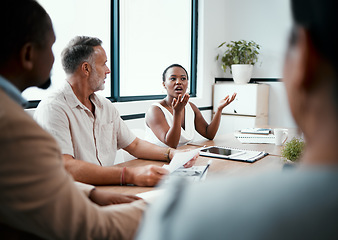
left=113, top=0, right=197, bottom=101
left=23, top=0, right=197, bottom=107
left=23, top=0, right=111, bottom=107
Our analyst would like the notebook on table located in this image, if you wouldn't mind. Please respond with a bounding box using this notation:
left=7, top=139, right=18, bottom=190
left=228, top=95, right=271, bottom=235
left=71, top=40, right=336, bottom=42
left=240, top=128, right=272, bottom=135
left=234, top=133, right=275, bottom=144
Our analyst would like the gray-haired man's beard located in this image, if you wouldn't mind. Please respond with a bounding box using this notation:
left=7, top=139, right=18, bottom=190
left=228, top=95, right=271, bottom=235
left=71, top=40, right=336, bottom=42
left=38, top=77, right=51, bottom=90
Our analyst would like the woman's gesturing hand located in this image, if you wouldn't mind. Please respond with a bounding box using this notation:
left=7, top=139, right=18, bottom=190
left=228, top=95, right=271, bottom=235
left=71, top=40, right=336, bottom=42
left=217, top=93, right=237, bottom=111
left=171, top=93, right=190, bottom=113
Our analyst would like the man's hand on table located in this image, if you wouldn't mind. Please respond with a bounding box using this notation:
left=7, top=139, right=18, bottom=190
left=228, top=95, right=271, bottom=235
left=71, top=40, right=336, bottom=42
left=117, top=148, right=199, bottom=187
left=125, top=165, right=169, bottom=187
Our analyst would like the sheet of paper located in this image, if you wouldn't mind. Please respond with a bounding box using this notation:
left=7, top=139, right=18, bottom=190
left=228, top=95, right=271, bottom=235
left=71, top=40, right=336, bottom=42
left=231, top=151, right=266, bottom=161
left=136, top=189, right=165, bottom=204
left=170, top=165, right=209, bottom=182
left=163, top=148, right=200, bottom=173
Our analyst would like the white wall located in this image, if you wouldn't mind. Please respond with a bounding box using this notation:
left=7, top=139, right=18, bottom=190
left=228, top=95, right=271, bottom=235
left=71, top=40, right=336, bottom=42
left=211, top=0, right=292, bottom=78
left=122, top=0, right=297, bottom=130
left=200, top=0, right=295, bottom=128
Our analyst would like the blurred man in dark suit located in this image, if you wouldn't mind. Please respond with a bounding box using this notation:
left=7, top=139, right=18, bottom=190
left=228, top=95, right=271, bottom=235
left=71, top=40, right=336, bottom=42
left=0, top=1, right=146, bottom=239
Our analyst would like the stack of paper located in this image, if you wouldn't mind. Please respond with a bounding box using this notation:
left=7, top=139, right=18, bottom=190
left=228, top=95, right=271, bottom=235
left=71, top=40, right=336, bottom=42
left=234, top=133, right=275, bottom=144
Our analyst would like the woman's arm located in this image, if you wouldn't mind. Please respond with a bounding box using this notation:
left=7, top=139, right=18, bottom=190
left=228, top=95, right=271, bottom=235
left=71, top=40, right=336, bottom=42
left=193, top=93, right=236, bottom=140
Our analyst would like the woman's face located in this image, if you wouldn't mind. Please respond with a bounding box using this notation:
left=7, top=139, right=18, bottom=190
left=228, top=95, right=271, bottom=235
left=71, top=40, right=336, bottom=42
left=163, top=66, right=189, bottom=98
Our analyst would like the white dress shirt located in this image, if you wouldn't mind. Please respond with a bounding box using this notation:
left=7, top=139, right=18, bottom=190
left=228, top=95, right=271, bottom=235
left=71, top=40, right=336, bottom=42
left=34, top=82, right=136, bottom=166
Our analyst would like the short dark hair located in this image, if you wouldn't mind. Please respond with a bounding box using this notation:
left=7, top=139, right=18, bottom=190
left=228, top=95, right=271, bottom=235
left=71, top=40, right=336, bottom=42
left=291, top=0, right=338, bottom=109
left=162, top=64, right=189, bottom=82
left=291, top=0, right=338, bottom=64
left=61, top=36, right=102, bottom=74
left=0, top=0, right=52, bottom=65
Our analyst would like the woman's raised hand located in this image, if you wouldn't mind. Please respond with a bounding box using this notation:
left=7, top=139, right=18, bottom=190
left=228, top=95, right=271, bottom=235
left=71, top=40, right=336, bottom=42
left=217, top=92, right=237, bottom=111
left=171, top=93, right=190, bottom=113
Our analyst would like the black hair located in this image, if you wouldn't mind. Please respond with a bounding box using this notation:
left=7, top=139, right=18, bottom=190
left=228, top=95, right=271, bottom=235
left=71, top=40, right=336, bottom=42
left=61, top=36, right=103, bottom=74
left=0, top=0, right=52, bottom=65
left=162, top=64, right=189, bottom=82
left=291, top=0, right=338, bottom=63
left=291, top=0, right=338, bottom=109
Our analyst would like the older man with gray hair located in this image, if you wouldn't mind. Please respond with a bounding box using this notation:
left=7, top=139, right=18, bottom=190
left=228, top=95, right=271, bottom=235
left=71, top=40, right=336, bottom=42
left=34, top=36, right=197, bottom=187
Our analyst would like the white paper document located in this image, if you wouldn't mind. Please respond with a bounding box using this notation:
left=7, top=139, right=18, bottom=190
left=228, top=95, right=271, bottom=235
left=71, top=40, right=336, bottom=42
left=169, top=165, right=209, bottom=182
left=136, top=189, right=165, bottom=204
left=162, top=148, right=208, bottom=182
left=163, top=148, right=201, bottom=173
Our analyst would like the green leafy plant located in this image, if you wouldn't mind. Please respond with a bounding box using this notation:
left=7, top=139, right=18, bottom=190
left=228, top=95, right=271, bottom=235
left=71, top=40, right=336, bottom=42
left=216, top=40, right=261, bottom=73
left=281, top=137, right=305, bottom=162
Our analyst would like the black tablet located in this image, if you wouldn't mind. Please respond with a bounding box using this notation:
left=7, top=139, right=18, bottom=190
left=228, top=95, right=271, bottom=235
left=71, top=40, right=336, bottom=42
left=200, top=146, right=244, bottom=158
left=199, top=146, right=267, bottom=163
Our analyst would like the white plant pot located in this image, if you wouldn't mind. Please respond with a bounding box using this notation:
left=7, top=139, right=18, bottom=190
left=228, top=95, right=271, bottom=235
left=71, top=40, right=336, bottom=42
left=231, top=64, right=253, bottom=84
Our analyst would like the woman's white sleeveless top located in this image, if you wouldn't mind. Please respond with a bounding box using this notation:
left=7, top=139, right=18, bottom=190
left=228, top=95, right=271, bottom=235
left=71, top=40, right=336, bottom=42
left=144, top=102, right=195, bottom=147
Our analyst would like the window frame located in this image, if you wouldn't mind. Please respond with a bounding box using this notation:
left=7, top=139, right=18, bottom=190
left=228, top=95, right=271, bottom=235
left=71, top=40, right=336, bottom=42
left=109, top=0, right=198, bottom=102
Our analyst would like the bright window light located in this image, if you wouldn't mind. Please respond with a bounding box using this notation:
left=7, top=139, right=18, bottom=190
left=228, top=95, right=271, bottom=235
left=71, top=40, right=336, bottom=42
left=119, top=0, right=192, bottom=97
left=23, top=0, right=111, bottom=101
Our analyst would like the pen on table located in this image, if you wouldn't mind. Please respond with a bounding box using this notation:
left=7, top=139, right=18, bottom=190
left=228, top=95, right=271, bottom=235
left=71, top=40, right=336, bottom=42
left=199, top=160, right=212, bottom=180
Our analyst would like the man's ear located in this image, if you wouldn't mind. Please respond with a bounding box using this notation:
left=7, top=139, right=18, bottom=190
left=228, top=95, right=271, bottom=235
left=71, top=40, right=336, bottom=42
left=20, top=43, right=34, bottom=70
left=297, top=27, right=321, bottom=91
left=81, top=62, right=91, bottom=76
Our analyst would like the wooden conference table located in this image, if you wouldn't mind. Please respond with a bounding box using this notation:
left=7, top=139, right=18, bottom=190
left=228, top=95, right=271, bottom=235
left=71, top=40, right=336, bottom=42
left=98, top=129, right=299, bottom=196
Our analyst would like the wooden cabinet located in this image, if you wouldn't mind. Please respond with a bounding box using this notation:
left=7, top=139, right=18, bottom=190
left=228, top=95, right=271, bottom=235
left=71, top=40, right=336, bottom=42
left=213, top=83, right=269, bottom=135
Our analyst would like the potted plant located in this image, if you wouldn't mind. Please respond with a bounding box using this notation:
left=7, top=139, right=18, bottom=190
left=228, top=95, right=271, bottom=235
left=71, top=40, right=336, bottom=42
left=281, top=137, right=305, bottom=164
left=216, top=40, right=261, bottom=84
